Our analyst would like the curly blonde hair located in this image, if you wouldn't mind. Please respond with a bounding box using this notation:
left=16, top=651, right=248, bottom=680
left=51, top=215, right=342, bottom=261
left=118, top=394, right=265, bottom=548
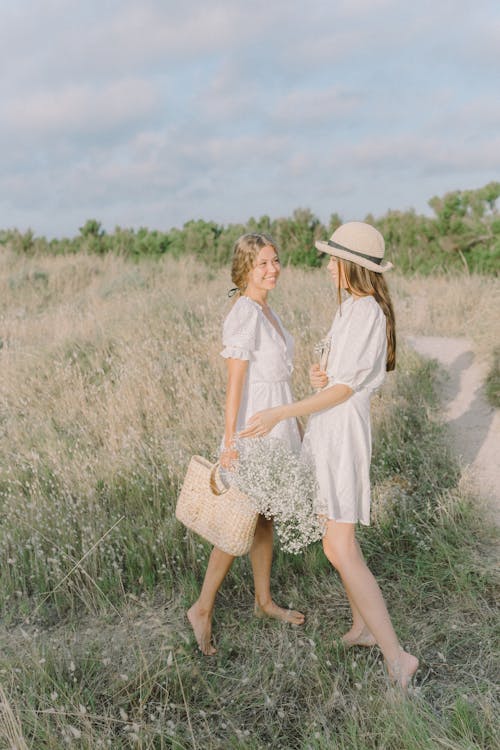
left=231, top=233, right=280, bottom=294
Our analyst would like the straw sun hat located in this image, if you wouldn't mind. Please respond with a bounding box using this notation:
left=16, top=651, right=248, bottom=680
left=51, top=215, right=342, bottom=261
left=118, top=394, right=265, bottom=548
left=315, top=221, right=393, bottom=273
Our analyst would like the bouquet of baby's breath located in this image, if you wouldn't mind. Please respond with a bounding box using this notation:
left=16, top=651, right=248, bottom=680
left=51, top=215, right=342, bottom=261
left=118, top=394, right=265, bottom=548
left=229, top=438, right=326, bottom=554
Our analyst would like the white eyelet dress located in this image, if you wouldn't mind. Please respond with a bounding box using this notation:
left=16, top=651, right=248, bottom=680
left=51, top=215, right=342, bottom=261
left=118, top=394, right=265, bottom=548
left=302, top=295, right=388, bottom=525
left=221, top=296, right=301, bottom=454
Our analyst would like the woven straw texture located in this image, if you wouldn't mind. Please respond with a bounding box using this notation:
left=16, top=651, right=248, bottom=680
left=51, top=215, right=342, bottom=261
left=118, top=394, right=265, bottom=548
left=176, top=455, right=258, bottom=556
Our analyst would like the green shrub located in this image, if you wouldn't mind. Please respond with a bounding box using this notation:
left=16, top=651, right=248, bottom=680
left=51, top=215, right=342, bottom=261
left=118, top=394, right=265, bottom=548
left=2, top=183, right=499, bottom=275
left=485, top=347, right=500, bottom=407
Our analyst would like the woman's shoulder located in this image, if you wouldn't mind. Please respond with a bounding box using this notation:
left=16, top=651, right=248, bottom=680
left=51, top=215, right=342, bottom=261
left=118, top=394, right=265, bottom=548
left=223, top=295, right=261, bottom=329
left=345, top=294, right=383, bottom=318
left=335, top=295, right=384, bottom=335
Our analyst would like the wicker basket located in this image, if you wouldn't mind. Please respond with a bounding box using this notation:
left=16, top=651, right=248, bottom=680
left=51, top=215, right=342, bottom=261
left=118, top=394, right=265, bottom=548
left=176, top=455, right=258, bottom=556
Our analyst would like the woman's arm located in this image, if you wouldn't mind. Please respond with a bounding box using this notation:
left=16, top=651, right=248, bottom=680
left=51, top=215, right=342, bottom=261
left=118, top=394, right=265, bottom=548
left=221, top=357, right=248, bottom=466
left=239, top=383, right=352, bottom=439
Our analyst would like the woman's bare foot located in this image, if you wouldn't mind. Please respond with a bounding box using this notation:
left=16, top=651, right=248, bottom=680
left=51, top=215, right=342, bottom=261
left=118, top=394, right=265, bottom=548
left=187, top=604, right=217, bottom=655
left=386, top=648, right=419, bottom=691
left=254, top=600, right=305, bottom=625
left=342, top=626, right=377, bottom=648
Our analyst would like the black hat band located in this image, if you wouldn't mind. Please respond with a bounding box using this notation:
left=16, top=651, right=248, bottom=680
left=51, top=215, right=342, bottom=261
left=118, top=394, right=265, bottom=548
left=327, top=239, right=382, bottom=265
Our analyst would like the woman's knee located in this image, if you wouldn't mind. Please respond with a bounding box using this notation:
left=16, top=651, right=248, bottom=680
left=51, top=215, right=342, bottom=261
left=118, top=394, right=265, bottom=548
left=322, top=534, right=356, bottom=572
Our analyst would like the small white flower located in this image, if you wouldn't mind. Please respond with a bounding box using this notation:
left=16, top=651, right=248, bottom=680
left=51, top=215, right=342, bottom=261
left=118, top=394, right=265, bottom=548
left=231, top=438, right=326, bottom=554
left=314, top=337, right=331, bottom=371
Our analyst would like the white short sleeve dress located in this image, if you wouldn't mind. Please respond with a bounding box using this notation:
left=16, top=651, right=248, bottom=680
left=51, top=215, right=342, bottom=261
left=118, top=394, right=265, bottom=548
left=221, top=296, right=301, bottom=454
left=302, top=295, right=387, bottom=525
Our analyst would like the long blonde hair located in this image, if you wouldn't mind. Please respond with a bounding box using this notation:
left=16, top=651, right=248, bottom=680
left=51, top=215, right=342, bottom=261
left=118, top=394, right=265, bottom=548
left=230, top=233, right=280, bottom=294
left=338, top=259, right=396, bottom=371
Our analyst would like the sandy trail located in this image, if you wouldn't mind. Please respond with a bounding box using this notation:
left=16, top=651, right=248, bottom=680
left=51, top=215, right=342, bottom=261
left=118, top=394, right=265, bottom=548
left=407, top=336, right=499, bottom=524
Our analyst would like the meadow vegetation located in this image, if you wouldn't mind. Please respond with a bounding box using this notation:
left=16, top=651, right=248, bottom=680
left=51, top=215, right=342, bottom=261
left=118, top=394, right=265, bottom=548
left=485, top=348, right=500, bottom=408
left=1, top=182, right=500, bottom=275
left=0, top=250, right=498, bottom=748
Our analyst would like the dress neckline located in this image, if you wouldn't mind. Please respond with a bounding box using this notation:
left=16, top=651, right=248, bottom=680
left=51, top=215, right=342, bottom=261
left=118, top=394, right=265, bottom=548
left=241, top=295, right=288, bottom=350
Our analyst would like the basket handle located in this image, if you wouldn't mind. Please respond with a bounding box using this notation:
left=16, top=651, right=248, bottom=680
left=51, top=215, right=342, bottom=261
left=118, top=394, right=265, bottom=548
left=209, top=462, right=230, bottom=496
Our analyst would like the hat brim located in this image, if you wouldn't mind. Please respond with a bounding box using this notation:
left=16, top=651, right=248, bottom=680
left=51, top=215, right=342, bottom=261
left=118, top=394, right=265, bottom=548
left=315, top=240, right=393, bottom=273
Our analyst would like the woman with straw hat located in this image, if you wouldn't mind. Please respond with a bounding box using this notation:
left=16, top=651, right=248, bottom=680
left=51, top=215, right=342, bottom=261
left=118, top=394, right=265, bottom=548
left=240, top=222, right=419, bottom=689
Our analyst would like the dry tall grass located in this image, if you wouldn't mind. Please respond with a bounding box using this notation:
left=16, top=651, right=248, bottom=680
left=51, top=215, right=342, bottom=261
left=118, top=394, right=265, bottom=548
left=0, top=251, right=497, bottom=604
left=0, top=250, right=498, bottom=748
left=392, top=273, right=500, bottom=360
left=1, top=252, right=496, bottom=490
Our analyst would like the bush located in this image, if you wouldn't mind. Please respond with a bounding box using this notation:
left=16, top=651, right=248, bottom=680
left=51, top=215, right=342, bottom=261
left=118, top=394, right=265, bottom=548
left=485, top=347, right=500, bottom=408
left=2, top=183, right=499, bottom=275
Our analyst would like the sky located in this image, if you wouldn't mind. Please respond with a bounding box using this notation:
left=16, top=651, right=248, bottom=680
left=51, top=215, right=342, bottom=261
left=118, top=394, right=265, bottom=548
left=1, top=0, right=499, bottom=238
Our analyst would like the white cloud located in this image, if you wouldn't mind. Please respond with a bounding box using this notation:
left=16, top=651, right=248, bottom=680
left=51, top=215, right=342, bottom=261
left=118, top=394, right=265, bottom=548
left=272, top=86, right=360, bottom=125
left=0, top=1, right=499, bottom=236
left=348, top=133, right=500, bottom=175
left=3, top=78, right=159, bottom=139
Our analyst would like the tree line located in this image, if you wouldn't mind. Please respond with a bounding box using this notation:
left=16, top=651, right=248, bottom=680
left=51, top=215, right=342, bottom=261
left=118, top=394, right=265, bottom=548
left=1, top=182, right=499, bottom=275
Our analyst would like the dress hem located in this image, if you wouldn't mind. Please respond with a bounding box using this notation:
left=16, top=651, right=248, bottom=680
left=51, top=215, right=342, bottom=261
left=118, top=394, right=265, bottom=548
left=325, top=515, right=370, bottom=527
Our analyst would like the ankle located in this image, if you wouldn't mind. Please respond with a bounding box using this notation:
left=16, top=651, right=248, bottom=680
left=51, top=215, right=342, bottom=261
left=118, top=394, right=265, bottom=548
left=348, top=623, right=368, bottom=634
left=189, top=602, right=212, bottom=618
left=254, top=596, right=272, bottom=610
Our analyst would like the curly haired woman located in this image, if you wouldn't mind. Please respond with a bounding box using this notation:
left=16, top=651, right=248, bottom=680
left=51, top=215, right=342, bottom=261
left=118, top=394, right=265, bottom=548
left=188, top=233, right=304, bottom=655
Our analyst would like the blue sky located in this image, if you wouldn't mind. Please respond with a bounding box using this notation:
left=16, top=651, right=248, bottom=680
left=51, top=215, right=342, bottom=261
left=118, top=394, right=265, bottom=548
left=1, top=0, right=499, bottom=237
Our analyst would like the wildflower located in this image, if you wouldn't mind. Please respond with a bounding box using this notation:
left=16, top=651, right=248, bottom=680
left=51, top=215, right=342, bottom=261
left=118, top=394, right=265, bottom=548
left=314, top=337, right=331, bottom=372
left=231, top=438, right=326, bottom=554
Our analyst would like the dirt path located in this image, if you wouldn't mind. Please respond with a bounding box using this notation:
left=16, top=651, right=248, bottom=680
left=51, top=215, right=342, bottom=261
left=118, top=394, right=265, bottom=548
left=407, top=336, right=500, bottom=525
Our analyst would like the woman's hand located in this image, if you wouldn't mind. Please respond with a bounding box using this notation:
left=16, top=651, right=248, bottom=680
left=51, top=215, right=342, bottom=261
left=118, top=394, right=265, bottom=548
left=220, top=446, right=239, bottom=470
left=239, top=407, right=282, bottom=439
left=310, top=363, right=328, bottom=390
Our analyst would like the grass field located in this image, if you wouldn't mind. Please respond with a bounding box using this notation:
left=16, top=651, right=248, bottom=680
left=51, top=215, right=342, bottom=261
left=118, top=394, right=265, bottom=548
left=0, top=251, right=498, bottom=748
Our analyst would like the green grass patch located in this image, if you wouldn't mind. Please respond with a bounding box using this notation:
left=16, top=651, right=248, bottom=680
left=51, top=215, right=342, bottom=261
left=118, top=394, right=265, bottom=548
left=485, top=347, right=500, bottom=408
left=0, top=348, right=498, bottom=747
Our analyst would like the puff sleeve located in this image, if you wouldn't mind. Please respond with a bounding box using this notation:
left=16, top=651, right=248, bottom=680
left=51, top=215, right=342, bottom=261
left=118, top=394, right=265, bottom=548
left=220, top=297, right=260, bottom=361
left=331, top=298, right=387, bottom=392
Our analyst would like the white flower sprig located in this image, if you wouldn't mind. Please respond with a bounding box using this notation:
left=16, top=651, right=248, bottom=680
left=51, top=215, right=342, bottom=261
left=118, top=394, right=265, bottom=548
left=229, top=438, right=326, bottom=554
left=314, top=336, right=331, bottom=372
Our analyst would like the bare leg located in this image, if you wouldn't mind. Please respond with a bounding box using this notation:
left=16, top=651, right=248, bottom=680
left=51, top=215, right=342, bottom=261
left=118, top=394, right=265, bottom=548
left=187, top=547, right=234, bottom=655
left=250, top=515, right=305, bottom=625
left=342, top=541, right=376, bottom=648
left=323, top=520, right=418, bottom=689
